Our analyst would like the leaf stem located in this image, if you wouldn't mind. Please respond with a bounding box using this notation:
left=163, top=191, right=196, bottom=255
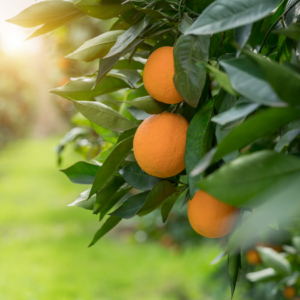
left=216, top=32, right=226, bottom=58
left=184, top=6, right=200, bottom=16
left=259, top=0, right=300, bottom=53
left=172, top=102, right=181, bottom=113
left=178, top=0, right=184, bottom=21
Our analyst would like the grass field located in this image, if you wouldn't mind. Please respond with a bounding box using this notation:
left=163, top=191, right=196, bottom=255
left=0, top=138, right=246, bottom=300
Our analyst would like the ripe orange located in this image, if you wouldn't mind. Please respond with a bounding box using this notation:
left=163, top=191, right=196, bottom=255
left=187, top=191, right=239, bottom=238
left=246, top=250, right=261, bottom=265
left=143, top=47, right=183, bottom=104
left=133, top=112, right=189, bottom=178
left=283, top=286, right=296, bottom=299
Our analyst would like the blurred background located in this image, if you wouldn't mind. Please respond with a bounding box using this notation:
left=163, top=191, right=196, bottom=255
left=0, top=1, right=291, bottom=300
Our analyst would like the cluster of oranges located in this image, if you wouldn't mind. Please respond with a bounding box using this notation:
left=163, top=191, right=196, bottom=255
left=133, top=46, right=239, bottom=238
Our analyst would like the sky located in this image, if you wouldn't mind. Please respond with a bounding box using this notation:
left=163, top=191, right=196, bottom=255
left=0, top=0, right=42, bottom=55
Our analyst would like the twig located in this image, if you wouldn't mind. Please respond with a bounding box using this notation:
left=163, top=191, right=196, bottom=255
left=266, top=44, right=278, bottom=56
left=178, top=0, right=184, bottom=21
left=172, top=102, right=181, bottom=113
left=184, top=6, right=200, bottom=16
left=216, top=32, right=226, bottom=58
left=259, top=0, right=300, bottom=53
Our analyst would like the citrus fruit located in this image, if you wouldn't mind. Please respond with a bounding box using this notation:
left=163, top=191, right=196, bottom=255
left=187, top=190, right=239, bottom=238
left=283, top=286, right=296, bottom=299
left=143, top=47, right=183, bottom=104
left=133, top=112, right=189, bottom=178
left=246, top=250, right=261, bottom=265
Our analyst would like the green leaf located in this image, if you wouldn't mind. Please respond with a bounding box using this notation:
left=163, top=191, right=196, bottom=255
left=274, top=129, right=300, bottom=153
left=113, top=58, right=145, bottom=70
left=88, top=216, right=122, bottom=247
left=185, top=0, right=215, bottom=15
left=139, top=9, right=175, bottom=21
left=234, top=23, right=253, bottom=56
left=127, top=106, right=151, bottom=120
left=137, top=181, right=177, bottom=216
left=227, top=250, right=241, bottom=299
left=66, top=30, right=125, bottom=62
left=91, top=123, right=119, bottom=143
left=71, top=101, right=138, bottom=132
left=174, top=34, right=210, bottom=107
left=105, top=16, right=152, bottom=58
left=185, top=98, right=215, bottom=198
left=6, top=1, right=80, bottom=27
left=93, top=175, right=125, bottom=214
left=246, top=268, right=278, bottom=282
left=50, top=74, right=132, bottom=100
left=274, top=21, right=300, bottom=40
left=117, top=128, right=137, bottom=143
left=203, top=63, right=238, bottom=96
left=199, top=150, right=300, bottom=207
left=89, top=137, right=134, bottom=197
left=122, top=96, right=169, bottom=114
left=257, top=247, right=292, bottom=275
left=244, top=49, right=300, bottom=106
left=99, top=187, right=132, bottom=220
left=178, top=13, right=193, bottom=34
left=212, top=99, right=260, bottom=126
left=110, top=192, right=149, bottom=219
left=120, top=162, right=161, bottom=191
left=186, top=0, right=282, bottom=35
left=75, top=0, right=133, bottom=20
left=220, top=56, right=286, bottom=107
left=68, top=188, right=96, bottom=210
left=60, top=161, right=100, bottom=184
left=292, top=237, right=300, bottom=252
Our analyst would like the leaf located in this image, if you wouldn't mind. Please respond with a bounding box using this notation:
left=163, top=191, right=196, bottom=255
left=139, top=9, right=174, bottom=21
left=75, top=0, right=133, bottom=20
left=203, top=63, right=238, bottom=96
left=123, top=96, right=169, bottom=114
left=181, top=189, right=190, bottom=208
left=71, top=101, right=138, bottom=132
left=110, top=192, right=149, bottom=219
left=212, top=98, right=260, bottom=126
left=185, top=0, right=282, bottom=35
left=120, top=162, right=161, bottom=191
left=234, top=23, right=253, bottom=56
left=244, top=49, right=300, bottom=106
left=50, top=74, right=132, bottom=100
left=257, top=247, right=292, bottom=275
left=127, top=106, right=151, bottom=120
left=99, top=187, right=132, bottom=220
left=93, top=175, right=125, bottom=214
left=185, top=98, right=215, bottom=198
left=91, top=123, right=119, bottom=143
left=137, top=181, right=177, bottom=216
left=66, top=30, right=125, bottom=62
left=219, top=56, right=285, bottom=107
left=60, top=161, right=100, bottom=184
left=89, top=137, right=134, bottom=197
left=88, top=216, right=122, bottom=247
left=174, top=34, right=210, bottom=107
left=228, top=250, right=241, bottom=299
left=178, top=13, right=193, bottom=34
left=199, top=150, right=300, bottom=207
left=274, top=22, right=300, bottom=40
left=113, top=58, right=145, bottom=70
left=161, top=188, right=185, bottom=223
left=68, top=188, right=96, bottom=210
left=275, top=129, right=300, bottom=153
left=246, top=268, right=278, bottom=282
left=6, top=0, right=80, bottom=27
left=117, top=128, right=137, bottom=143
left=105, top=16, right=152, bottom=58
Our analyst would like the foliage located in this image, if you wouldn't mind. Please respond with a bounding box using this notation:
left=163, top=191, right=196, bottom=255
left=9, top=0, right=300, bottom=298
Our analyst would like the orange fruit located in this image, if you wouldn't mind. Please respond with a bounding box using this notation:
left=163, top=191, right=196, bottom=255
left=143, top=47, right=183, bottom=104
left=187, top=191, right=239, bottom=238
left=246, top=250, right=261, bottom=265
left=283, top=286, right=296, bottom=299
left=133, top=112, right=189, bottom=178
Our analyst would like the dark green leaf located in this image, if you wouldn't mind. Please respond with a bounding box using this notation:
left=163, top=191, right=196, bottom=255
left=117, top=128, right=137, bottom=143
left=71, top=101, right=138, bottom=132
left=181, top=189, right=190, bottom=208
left=185, top=98, right=215, bottom=198
left=186, top=0, right=282, bottom=35
left=66, top=30, right=125, bottom=62
left=88, top=216, right=121, bottom=247
left=274, top=128, right=300, bottom=153
left=75, top=0, right=133, bottom=20
left=220, top=56, right=285, bottom=107
left=137, top=181, right=177, bottom=216
left=127, top=106, right=151, bottom=120
left=110, top=192, right=149, bottom=219
left=113, top=58, right=145, bottom=70
left=274, top=22, right=300, bottom=40
left=178, top=13, right=193, bottom=34
left=120, top=162, right=161, bottom=191
left=60, top=161, right=100, bottom=184
left=234, top=23, right=253, bottom=56
left=68, top=188, right=96, bottom=210
left=174, top=34, right=210, bottom=107
left=228, top=250, right=241, bottom=299
left=185, top=0, right=215, bottom=15
left=89, top=137, right=134, bottom=197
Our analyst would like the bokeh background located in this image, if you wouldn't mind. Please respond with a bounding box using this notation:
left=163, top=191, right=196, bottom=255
left=0, top=2, right=268, bottom=299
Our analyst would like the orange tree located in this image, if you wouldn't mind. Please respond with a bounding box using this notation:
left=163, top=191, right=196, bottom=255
left=8, top=0, right=300, bottom=298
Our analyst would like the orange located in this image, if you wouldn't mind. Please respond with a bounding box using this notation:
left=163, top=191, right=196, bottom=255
left=246, top=250, right=261, bottom=265
left=283, top=286, right=296, bottom=299
left=188, top=191, right=239, bottom=238
left=143, top=47, right=183, bottom=104
left=133, top=112, right=189, bottom=178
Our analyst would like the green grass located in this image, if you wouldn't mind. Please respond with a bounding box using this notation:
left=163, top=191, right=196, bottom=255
left=0, top=138, right=245, bottom=300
